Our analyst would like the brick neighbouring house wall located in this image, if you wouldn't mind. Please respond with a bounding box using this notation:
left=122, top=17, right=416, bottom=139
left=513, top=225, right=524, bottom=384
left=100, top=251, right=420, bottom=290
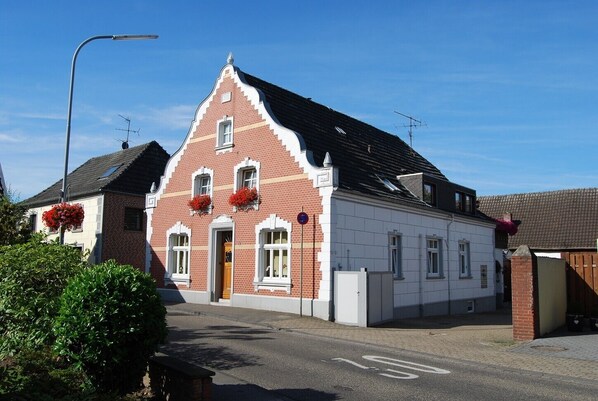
left=148, top=69, right=325, bottom=301
left=102, top=192, right=147, bottom=271
left=511, top=245, right=540, bottom=341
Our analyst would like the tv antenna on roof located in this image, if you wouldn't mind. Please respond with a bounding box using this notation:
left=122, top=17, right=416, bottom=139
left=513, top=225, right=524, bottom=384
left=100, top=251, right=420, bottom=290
left=394, top=111, right=425, bottom=150
left=116, top=114, right=140, bottom=150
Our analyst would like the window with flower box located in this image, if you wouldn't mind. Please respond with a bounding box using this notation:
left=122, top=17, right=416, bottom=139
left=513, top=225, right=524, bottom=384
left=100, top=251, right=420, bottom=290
left=232, top=158, right=260, bottom=211
left=191, top=167, right=213, bottom=214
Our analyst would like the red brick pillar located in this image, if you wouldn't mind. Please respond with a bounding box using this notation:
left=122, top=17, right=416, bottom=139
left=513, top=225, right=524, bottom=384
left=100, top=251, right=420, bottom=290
left=511, top=245, right=540, bottom=341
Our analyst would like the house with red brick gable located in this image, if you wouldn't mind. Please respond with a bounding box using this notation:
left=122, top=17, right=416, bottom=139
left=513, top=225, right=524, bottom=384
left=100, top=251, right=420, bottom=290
left=23, top=141, right=169, bottom=271
left=146, top=55, right=497, bottom=321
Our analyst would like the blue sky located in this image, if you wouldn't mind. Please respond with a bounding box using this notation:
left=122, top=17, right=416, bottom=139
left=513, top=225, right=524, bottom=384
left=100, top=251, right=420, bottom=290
left=1, top=1, right=597, bottom=200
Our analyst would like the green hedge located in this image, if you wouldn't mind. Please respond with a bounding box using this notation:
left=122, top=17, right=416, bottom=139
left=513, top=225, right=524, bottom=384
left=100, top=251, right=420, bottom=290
left=53, top=261, right=167, bottom=395
left=0, top=236, right=87, bottom=357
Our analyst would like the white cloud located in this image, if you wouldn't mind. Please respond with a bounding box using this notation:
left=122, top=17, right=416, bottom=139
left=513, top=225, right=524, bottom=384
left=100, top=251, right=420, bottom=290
left=140, top=104, right=197, bottom=130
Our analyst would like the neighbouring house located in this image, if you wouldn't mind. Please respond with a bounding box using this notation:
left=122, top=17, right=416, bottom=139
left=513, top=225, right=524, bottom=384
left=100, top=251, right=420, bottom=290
left=23, top=141, right=169, bottom=270
left=0, top=163, right=5, bottom=196
left=478, top=188, right=598, bottom=313
left=146, top=56, right=497, bottom=321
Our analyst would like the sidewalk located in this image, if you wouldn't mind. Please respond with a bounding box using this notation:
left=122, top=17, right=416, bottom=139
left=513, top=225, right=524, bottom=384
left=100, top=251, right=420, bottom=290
left=164, top=302, right=598, bottom=388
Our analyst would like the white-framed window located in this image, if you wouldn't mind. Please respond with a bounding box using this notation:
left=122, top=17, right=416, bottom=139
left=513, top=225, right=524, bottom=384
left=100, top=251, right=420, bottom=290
left=263, top=231, right=289, bottom=280
left=234, top=157, right=260, bottom=191
left=426, top=237, right=443, bottom=278
left=195, top=175, right=211, bottom=195
left=192, top=167, right=214, bottom=197
left=166, top=222, right=191, bottom=284
left=459, top=241, right=471, bottom=278
left=216, top=116, right=233, bottom=149
left=241, top=168, right=257, bottom=189
left=254, top=214, right=292, bottom=292
left=389, top=233, right=402, bottom=279
left=233, top=158, right=260, bottom=211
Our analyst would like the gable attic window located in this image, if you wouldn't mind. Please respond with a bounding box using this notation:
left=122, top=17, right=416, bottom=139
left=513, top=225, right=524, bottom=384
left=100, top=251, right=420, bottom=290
left=216, top=116, right=234, bottom=151
left=99, top=164, right=122, bottom=179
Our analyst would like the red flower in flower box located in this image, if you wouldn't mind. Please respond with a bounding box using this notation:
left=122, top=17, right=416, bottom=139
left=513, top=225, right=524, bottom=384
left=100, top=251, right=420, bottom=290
left=228, top=187, right=259, bottom=210
left=42, top=202, right=85, bottom=232
left=188, top=194, right=212, bottom=214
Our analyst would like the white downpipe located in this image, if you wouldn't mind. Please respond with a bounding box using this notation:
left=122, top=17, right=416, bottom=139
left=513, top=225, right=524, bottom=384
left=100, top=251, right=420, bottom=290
left=445, top=214, right=454, bottom=315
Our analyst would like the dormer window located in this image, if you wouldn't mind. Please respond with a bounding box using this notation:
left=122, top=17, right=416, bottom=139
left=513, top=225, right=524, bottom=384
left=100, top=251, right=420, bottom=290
left=456, top=192, right=474, bottom=213
left=423, top=183, right=436, bottom=206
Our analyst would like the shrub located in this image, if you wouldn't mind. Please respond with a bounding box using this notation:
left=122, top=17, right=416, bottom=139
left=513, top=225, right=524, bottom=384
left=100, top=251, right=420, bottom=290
left=53, top=261, right=167, bottom=395
left=0, top=347, right=91, bottom=399
left=0, top=235, right=87, bottom=357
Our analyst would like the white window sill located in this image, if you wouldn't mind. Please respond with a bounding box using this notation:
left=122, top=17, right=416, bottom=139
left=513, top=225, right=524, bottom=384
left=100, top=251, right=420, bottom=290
left=165, top=274, right=190, bottom=287
left=253, top=280, right=291, bottom=294
left=215, top=143, right=234, bottom=154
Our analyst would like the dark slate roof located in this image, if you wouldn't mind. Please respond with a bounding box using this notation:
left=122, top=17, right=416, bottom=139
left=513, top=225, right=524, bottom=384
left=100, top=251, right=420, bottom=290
left=478, top=188, right=598, bottom=250
left=239, top=70, right=448, bottom=208
left=22, top=141, right=169, bottom=208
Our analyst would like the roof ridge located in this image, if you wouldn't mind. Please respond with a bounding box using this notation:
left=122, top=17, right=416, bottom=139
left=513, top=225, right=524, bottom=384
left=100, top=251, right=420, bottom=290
left=479, top=187, right=598, bottom=198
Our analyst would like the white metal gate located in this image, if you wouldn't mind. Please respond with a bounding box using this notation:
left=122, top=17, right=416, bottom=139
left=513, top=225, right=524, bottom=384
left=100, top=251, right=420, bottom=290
left=334, top=270, right=367, bottom=326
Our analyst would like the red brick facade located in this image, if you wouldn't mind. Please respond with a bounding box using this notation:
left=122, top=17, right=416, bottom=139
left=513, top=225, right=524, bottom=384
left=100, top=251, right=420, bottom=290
left=511, top=245, right=540, bottom=341
left=148, top=66, right=325, bottom=303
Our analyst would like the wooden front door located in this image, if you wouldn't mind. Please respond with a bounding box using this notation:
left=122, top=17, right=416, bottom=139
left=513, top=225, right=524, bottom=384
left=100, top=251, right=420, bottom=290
left=221, top=241, right=232, bottom=299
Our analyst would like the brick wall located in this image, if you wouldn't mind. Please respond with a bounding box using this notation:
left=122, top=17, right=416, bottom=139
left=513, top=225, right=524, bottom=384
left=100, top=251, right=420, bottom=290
left=103, top=193, right=147, bottom=271
left=511, top=245, right=540, bottom=341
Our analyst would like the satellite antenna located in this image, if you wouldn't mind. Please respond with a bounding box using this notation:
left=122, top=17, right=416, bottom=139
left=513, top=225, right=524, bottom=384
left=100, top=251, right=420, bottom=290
left=116, top=114, right=140, bottom=149
left=394, top=111, right=425, bottom=150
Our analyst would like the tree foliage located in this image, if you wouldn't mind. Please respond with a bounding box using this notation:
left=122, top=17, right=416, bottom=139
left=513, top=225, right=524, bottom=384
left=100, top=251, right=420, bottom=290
left=53, top=261, right=167, bottom=395
left=0, top=194, right=31, bottom=246
left=0, top=235, right=87, bottom=357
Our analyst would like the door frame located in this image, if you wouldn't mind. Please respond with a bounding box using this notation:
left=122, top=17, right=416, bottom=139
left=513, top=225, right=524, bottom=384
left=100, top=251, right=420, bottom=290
left=207, top=216, right=234, bottom=302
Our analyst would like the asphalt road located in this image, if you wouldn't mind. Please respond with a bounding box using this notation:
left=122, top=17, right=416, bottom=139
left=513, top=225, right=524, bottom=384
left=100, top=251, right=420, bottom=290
left=162, top=311, right=598, bottom=401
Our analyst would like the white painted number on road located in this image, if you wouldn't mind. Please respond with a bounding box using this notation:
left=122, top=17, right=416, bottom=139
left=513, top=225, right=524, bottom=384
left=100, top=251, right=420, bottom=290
left=363, top=355, right=451, bottom=374
left=331, top=358, right=379, bottom=371
left=332, top=355, right=450, bottom=381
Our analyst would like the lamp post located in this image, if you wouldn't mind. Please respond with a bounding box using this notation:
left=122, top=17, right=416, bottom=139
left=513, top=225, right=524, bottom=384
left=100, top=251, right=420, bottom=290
left=60, top=34, right=158, bottom=244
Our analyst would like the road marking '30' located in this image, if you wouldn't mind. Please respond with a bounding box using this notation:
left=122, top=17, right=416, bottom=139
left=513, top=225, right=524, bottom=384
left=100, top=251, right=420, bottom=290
left=331, top=355, right=450, bottom=380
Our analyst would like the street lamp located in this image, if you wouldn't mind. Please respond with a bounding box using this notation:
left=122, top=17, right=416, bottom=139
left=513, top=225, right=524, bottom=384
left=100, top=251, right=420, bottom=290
left=60, top=34, right=158, bottom=244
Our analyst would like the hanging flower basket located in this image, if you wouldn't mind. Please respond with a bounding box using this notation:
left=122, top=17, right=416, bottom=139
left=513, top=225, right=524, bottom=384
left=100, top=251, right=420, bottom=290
left=188, top=194, right=212, bottom=215
left=494, top=218, right=518, bottom=236
left=42, top=202, right=84, bottom=232
left=228, top=187, right=259, bottom=210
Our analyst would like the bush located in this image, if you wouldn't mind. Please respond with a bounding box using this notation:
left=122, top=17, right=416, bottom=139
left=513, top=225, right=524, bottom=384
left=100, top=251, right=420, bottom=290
left=0, top=347, right=91, bottom=400
left=53, top=261, right=167, bottom=395
left=0, top=235, right=87, bottom=357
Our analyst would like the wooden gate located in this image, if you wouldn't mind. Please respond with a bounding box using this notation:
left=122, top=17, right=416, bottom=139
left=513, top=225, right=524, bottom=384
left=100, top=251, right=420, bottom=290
left=563, top=252, right=598, bottom=315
